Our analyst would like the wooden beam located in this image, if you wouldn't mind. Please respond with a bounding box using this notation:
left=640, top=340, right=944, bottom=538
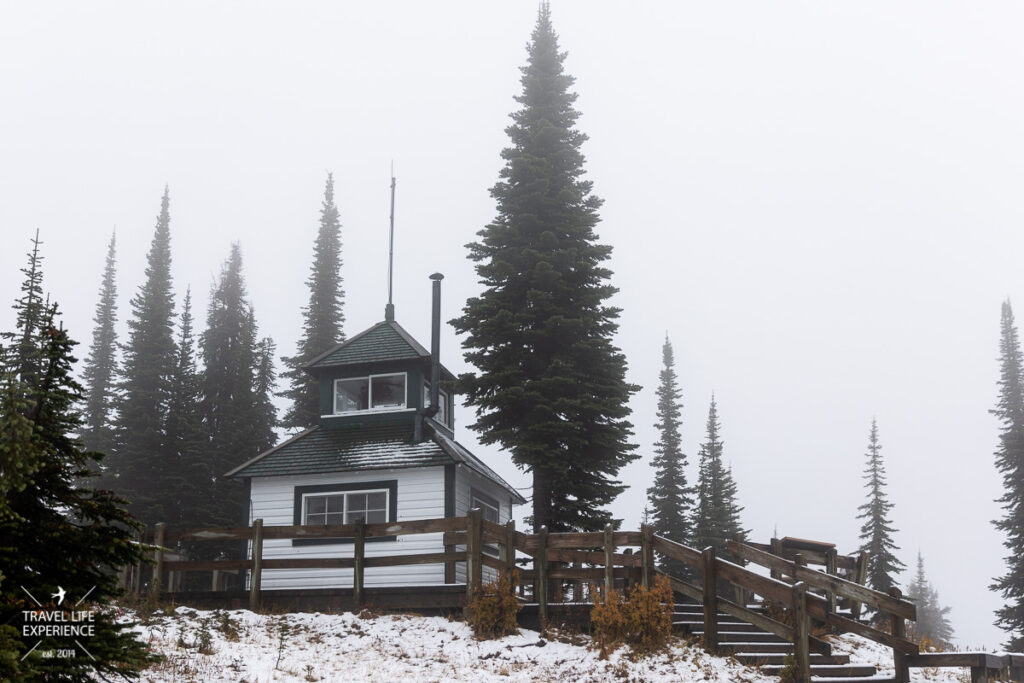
left=537, top=526, right=548, bottom=625
left=248, top=519, right=263, bottom=612
left=152, top=523, right=166, bottom=598
left=702, top=546, right=718, bottom=654
left=353, top=518, right=365, bottom=610
left=791, top=581, right=811, bottom=683
left=890, top=586, right=909, bottom=683
left=604, top=524, right=614, bottom=595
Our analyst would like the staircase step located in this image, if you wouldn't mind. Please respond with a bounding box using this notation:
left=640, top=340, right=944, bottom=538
left=760, top=664, right=877, bottom=677
left=717, top=642, right=795, bottom=654
left=694, top=631, right=786, bottom=643
left=674, top=620, right=761, bottom=632
left=733, top=653, right=850, bottom=666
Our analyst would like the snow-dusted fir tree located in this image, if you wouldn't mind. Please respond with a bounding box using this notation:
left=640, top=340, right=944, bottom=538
left=856, top=419, right=904, bottom=606
left=991, top=300, right=1024, bottom=650
left=692, top=396, right=746, bottom=558
left=80, top=231, right=119, bottom=455
left=452, top=3, right=638, bottom=532
left=279, top=173, right=345, bottom=431
left=646, top=336, right=693, bottom=575
left=906, top=552, right=954, bottom=648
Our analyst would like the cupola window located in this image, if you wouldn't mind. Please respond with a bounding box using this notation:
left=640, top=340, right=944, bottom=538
left=333, top=373, right=407, bottom=414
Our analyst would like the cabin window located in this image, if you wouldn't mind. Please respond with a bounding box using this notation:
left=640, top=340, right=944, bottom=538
left=422, top=383, right=450, bottom=426
left=292, top=480, right=398, bottom=546
left=302, top=490, right=388, bottom=526
left=471, top=489, right=501, bottom=556
left=334, top=373, right=407, bottom=414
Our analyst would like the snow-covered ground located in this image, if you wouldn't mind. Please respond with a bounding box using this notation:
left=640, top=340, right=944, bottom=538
left=122, top=606, right=973, bottom=682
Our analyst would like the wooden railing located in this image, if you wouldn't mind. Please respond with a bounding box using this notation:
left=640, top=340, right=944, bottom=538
left=125, top=514, right=1019, bottom=683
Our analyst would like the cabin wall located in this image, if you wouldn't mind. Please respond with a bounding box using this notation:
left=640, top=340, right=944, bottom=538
left=250, top=467, right=447, bottom=589
left=454, top=465, right=514, bottom=584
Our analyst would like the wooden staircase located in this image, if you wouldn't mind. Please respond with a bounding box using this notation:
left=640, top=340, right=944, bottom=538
left=673, top=602, right=892, bottom=681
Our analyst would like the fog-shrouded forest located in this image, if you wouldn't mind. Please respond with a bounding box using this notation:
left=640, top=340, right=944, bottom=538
left=3, top=2, right=1024, bottom=651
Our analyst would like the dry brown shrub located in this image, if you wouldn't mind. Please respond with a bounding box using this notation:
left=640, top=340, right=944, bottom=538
left=466, top=571, right=522, bottom=640
left=591, top=575, right=674, bottom=656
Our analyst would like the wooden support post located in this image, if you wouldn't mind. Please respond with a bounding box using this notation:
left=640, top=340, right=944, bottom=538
left=211, top=569, right=221, bottom=592
left=465, top=509, right=478, bottom=602
left=769, top=537, right=782, bottom=580
left=537, top=526, right=548, bottom=625
left=701, top=546, right=719, bottom=654
left=249, top=518, right=263, bottom=612
left=824, top=548, right=838, bottom=615
left=603, top=523, right=614, bottom=595
left=151, top=523, right=165, bottom=597
left=641, top=524, right=654, bottom=589
left=470, top=508, right=483, bottom=595
left=851, top=550, right=870, bottom=620
left=353, top=518, right=365, bottom=610
left=133, top=528, right=144, bottom=595
left=889, top=587, right=909, bottom=683
left=791, top=581, right=811, bottom=683
left=503, top=519, right=516, bottom=574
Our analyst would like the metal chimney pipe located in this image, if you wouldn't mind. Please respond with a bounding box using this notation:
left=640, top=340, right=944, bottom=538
left=427, top=272, right=443, bottom=418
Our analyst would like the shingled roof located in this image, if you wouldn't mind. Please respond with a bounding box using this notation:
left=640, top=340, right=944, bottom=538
left=226, top=422, right=524, bottom=502
left=305, top=320, right=430, bottom=369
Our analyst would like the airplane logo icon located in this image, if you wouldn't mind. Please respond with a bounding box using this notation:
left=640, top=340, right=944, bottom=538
left=51, top=586, right=65, bottom=606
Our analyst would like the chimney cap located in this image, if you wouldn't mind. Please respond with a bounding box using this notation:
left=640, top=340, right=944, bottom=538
left=429, top=272, right=444, bottom=281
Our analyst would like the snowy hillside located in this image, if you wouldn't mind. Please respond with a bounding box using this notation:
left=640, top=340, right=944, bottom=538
left=121, top=606, right=972, bottom=682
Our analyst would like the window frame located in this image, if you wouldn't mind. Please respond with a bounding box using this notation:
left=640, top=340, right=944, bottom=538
left=292, top=481, right=398, bottom=546
left=332, top=372, right=408, bottom=415
left=470, top=488, right=501, bottom=556
left=422, top=382, right=451, bottom=427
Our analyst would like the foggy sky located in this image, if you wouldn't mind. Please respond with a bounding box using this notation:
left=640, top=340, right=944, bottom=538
left=2, top=1, right=1022, bottom=647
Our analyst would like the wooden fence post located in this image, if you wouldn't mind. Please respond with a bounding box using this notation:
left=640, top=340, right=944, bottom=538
left=769, top=537, right=782, bottom=580
left=791, top=581, right=811, bottom=683
left=465, top=509, right=478, bottom=602
left=603, top=523, right=614, bottom=595
left=824, top=548, right=838, bottom=615
left=702, top=546, right=719, bottom=654
left=353, top=518, right=365, bottom=610
left=503, top=520, right=516, bottom=592
left=889, top=587, right=909, bottom=683
left=851, top=551, right=870, bottom=620
left=133, top=528, right=144, bottom=595
left=641, top=524, right=654, bottom=589
left=537, top=526, right=548, bottom=625
left=151, top=523, right=166, bottom=598
left=249, top=518, right=263, bottom=612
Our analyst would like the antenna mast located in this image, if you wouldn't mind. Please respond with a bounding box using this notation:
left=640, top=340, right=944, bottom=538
left=385, top=166, right=396, bottom=322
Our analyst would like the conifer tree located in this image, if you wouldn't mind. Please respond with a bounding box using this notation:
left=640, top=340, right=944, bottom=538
left=856, top=419, right=904, bottom=604
left=646, top=336, right=693, bottom=575
left=280, top=173, right=345, bottom=431
left=80, top=231, right=119, bottom=455
left=0, top=237, right=153, bottom=680
left=163, top=289, right=207, bottom=529
left=991, top=300, right=1024, bottom=650
left=201, top=244, right=277, bottom=529
left=907, top=552, right=954, bottom=648
left=451, top=3, right=638, bottom=532
left=691, top=396, right=746, bottom=558
left=108, top=188, right=177, bottom=524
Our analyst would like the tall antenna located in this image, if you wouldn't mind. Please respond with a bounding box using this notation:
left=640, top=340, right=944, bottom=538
left=385, top=165, right=396, bottom=322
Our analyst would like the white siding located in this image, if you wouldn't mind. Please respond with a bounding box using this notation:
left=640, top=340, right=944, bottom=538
left=454, top=465, right=515, bottom=583
left=250, top=467, right=447, bottom=589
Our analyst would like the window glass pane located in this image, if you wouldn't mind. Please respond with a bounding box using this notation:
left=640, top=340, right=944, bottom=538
left=325, top=495, right=345, bottom=513
left=371, top=374, right=406, bottom=409
left=347, top=493, right=366, bottom=512
left=367, top=509, right=386, bottom=523
left=367, top=492, right=387, bottom=510
left=438, top=390, right=449, bottom=426
left=306, top=497, right=326, bottom=515
left=346, top=510, right=366, bottom=524
left=325, top=513, right=344, bottom=525
left=306, top=513, right=326, bottom=526
left=473, top=496, right=500, bottom=523
left=335, top=378, right=369, bottom=412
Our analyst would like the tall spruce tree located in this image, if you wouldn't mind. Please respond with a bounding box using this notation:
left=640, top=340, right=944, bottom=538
left=0, top=237, right=154, bottom=680
left=162, top=289, right=207, bottom=529
left=907, top=552, right=955, bottom=648
left=451, top=3, right=638, bottom=532
left=80, top=231, right=119, bottom=455
left=991, top=300, right=1024, bottom=649
left=646, top=336, right=693, bottom=575
left=691, top=396, right=746, bottom=558
left=280, top=173, right=345, bottom=431
left=201, top=244, right=277, bottom=529
left=108, top=188, right=177, bottom=524
left=856, top=418, right=904, bottom=604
